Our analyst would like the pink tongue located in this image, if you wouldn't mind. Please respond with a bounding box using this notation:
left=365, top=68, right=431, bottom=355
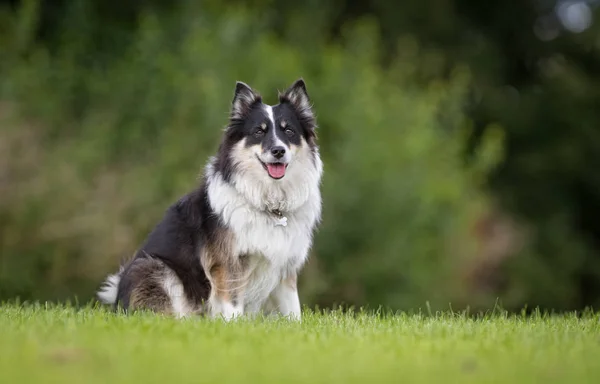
left=266, top=163, right=286, bottom=178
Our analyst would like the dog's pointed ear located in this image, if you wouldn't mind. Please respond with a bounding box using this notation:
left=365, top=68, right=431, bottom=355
left=279, top=78, right=316, bottom=129
left=231, top=81, right=261, bottom=119
left=279, top=78, right=310, bottom=111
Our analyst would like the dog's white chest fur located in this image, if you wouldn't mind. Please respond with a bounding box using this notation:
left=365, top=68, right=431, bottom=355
left=230, top=201, right=318, bottom=309
left=205, top=154, right=322, bottom=315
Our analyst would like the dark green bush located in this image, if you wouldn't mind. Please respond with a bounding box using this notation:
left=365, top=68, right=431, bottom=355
left=0, top=1, right=504, bottom=311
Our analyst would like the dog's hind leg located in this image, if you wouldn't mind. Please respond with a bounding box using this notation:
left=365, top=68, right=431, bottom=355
left=122, top=257, right=193, bottom=318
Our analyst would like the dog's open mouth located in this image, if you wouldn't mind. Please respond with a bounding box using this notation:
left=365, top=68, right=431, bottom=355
left=257, top=157, right=288, bottom=179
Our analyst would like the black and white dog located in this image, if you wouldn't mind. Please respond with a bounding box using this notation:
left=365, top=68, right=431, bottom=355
left=97, top=79, right=323, bottom=320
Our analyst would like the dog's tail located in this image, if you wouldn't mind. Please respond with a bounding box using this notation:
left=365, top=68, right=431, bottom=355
left=96, top=266, right=124, bottom=305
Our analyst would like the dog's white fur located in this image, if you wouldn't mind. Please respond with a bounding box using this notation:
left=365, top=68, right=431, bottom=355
left=162, top=268, right=193, bottom=318
left=204, top=130, right=323, bottom=320
left=97, top=267, right=122, bottom=305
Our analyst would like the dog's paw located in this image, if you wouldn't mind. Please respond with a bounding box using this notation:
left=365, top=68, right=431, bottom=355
left=211, top=300, right=243, bottom=322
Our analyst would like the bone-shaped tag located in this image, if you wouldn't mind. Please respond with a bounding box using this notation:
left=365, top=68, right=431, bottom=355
left=274, top=216, right=288, bottom=227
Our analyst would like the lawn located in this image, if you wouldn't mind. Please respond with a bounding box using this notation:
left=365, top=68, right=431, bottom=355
left=0, top=304, right=599, bottom=383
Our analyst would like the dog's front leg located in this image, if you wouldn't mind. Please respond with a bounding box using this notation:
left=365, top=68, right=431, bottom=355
left=208, top=264, right=244, bottom=321
left=269, top=273, right=302, bottom=321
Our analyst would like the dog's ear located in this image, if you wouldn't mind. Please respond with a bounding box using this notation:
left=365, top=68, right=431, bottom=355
left=279, top=78, right=316, bottom=129
left=231, top=81, right=261, bottom=119
left=280, top=78, right=310, bottom=110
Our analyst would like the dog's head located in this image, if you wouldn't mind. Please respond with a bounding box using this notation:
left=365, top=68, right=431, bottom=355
left=217, top=79, right=318, bottom=182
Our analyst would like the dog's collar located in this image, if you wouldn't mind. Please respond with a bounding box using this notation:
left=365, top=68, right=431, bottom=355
left=269, top=209, right=288, bottom=227
left=271, top=209, right=283, bottom=217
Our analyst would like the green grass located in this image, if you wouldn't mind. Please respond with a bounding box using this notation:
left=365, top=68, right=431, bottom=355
left=1, top=304, right=599, bottom=383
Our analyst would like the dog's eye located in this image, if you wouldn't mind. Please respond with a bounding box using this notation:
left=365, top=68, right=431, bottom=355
left=284, top=128, right=294, bottom=137
left=254, top=128, right=265, bottom=138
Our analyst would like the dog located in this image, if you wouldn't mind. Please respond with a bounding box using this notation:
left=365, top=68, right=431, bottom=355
left=96, top=79, right=323, bottom=321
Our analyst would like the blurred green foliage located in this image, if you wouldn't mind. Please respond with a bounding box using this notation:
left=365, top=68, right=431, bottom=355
left=1, top=0, right=599, bottom=312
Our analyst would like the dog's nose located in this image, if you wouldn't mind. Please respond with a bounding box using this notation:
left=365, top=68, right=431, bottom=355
left=271, top=146, right=286, bottom=159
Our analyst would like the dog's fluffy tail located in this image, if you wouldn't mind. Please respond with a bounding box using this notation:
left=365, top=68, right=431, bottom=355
left=97, top=267, right=123, bottom=305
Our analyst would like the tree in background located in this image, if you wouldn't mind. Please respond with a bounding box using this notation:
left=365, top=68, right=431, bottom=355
left=1, top=0, right=599, bottom=312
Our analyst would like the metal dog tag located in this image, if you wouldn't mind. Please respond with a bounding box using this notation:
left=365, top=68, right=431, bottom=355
left=274, top=216, right=288, bottom=227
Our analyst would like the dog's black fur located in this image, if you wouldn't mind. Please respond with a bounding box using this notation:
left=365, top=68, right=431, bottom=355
left=115, top=187, right=214, bottom=310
